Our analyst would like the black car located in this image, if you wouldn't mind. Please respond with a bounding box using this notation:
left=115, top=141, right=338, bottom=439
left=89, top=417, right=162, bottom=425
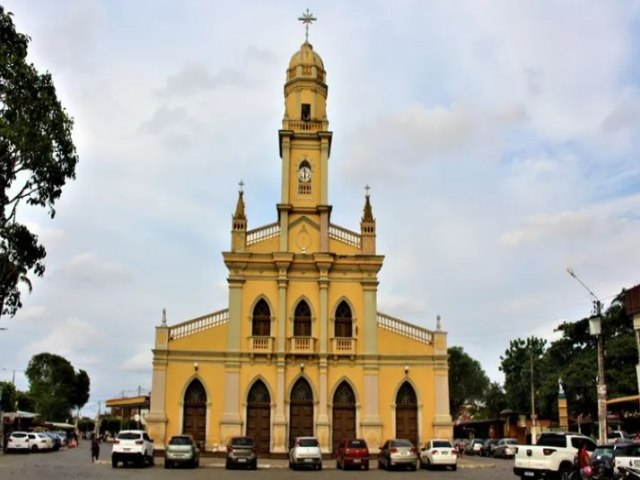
left=226, top=436, right=257, bottom=470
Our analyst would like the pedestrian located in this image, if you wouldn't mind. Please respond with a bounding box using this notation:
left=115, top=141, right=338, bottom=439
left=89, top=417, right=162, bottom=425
left=578, top=441, right=592, bottom=479
left=91, top=434, right=101, bottom=462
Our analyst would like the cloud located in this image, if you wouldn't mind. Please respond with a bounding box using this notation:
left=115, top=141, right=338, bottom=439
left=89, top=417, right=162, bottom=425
left=59, top=253, right=131, bottom=287
left=24, top=317, right=103, bottom=364
left=121, top=347, right=153, bottom=373
left=157, top=63, right=252, bottom=97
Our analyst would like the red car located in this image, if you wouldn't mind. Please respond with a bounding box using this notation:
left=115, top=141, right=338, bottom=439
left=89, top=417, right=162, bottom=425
left=335, top=438, right=370, bottom=470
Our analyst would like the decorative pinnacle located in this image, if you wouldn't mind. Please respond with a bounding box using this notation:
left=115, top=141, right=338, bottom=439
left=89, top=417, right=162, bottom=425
left=298, top=8, right=317, bottom=42
left=365, top=184, right=371, bottom=196
left=238, top=179, right=244, bottom=193
left=162, top=308, right=167, bottom=325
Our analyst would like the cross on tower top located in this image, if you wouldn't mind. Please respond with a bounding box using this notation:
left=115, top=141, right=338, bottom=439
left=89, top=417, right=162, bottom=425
left=238, top=180, right=244, bottom=193
left=298, top=8, right=317, bottom=42
left=365, top=184, right=371, bottom=196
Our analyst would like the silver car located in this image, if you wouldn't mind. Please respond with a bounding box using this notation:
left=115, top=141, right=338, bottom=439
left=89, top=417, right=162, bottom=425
left=164, top=435, right=199, bottom=468
left=493, top=438, right=518, bottom=459
left=378, top=438, right=418, bottom=471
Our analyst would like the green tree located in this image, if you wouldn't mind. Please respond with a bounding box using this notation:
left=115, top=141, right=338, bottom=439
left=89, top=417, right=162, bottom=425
left=25, top=353, right=90, bottom=421
left=448, top=346, right=490, bottom=417
left=0, top=6, right=78, bottom=317
left=478, top=381, right=508, bottom=419
left=0, top=380, right=16, bottom=411
left=499, top=336, right=547, bottom=415
left=15, top=390, right=35, bottom=411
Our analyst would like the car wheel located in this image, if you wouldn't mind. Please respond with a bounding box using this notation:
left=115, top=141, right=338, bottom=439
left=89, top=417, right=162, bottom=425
left=318, top=463, right=323, bottom=471
left=164, top=460, right=170, bottom=469
left=148, top=454, right=154, bottom=466
left=226, top=459, right=231, bottom=469
left=453, top=464, right=457, bottom=471
left=112, top=457, right=118, bottom=468
left=31, top=445, right=38, bottom=452
left=364, top=462, right=369, bottom=471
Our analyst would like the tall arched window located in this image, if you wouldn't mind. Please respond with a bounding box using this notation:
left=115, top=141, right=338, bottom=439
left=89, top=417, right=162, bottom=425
left=252, top=299, right=271, bottom=336
left=294, top=301, right=311, bottom=337
left=334, top=301, right=352, bottom=337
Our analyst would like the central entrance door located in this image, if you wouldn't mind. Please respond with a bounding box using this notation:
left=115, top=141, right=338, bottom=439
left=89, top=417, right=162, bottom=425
left=395, top=382, right=418, bottom=447
left=246, top=380, right=271, bottom=454
left=332, top=381, right=356, bottom=454
left=183, top=379, right=207, bottom=448
left=289, top=378, right=313, bottom=448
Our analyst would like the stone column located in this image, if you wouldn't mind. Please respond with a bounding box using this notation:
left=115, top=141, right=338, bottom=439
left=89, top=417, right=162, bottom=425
left=220, top=361, right=242, bottom=443
left=361, top=363, right=382, bottom=454
left=146, top=323, right=169, bottom=448
left=432, top=327, right=453, bottom=438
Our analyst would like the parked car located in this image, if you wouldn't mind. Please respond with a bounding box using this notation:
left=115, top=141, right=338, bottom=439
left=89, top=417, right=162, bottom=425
left=164, top=434, right=199, bottom=469
left=493, top=438, right=518, bottom=458
left=465, top=438, right=484, bottom=455
left=226, top=436, right=257, bottom=470
left=289, top=436, right=322, bottom=470
left=5, top=431, right=30, bottom=453
left=481, top=438, right=498, bottom=457
left=608, top=430, right=633, bottom=444
left=612, top=441, right=640, bottom=473
left=45, top=432, right=62, bottom=451
left=335, top=438, right=369, bottom=470
left=28, top=432, right=53, bottom=452
left=419, top=439, right=457, bottom=470
left=378, top=438, right=418, bottom=471
left=111, top=429, right=154, bottom=468
left=591, top=444, right=616, bottom=479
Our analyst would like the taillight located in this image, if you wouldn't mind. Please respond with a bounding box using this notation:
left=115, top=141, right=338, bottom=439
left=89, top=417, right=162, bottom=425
left=542, top=448, right=556, bottom=456
left=390, top=447, right=398, bottom=453
left=431, top=449, right=439, bottom=455
left=135, top=440, right=144, bottom=445
left=114, top=439, right=120, bottom=444
left=411, top=448, right=417, bottom=454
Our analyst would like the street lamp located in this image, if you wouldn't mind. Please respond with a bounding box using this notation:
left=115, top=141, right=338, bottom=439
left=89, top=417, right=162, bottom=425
left=567, top=267, right=607, bottom=444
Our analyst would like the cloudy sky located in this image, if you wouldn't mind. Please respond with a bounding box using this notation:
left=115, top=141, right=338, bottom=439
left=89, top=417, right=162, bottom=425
left=2, top=0, right=639, bottom=417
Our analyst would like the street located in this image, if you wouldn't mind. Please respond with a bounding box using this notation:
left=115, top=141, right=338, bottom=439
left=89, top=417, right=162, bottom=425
left=0, top=442, right=519, bottom=479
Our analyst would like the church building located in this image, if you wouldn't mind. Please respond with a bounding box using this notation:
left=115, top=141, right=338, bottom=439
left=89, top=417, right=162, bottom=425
left=146, top=14, right=452, bottom=455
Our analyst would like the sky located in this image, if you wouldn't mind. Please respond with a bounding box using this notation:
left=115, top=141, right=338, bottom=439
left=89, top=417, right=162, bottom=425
left=1, top=0, right=640, bottom=418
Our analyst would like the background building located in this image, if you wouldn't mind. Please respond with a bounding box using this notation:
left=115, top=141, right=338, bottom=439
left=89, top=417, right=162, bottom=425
left=146, top=23, right=452, bottom=455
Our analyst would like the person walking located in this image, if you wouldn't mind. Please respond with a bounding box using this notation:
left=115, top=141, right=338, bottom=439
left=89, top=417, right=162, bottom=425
left=578, top=441, right=592, bottom=479
left=91, top=434, right=101, bottom=462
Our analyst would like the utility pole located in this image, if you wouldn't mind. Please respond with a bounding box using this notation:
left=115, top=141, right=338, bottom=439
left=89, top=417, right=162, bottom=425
left=530, top=348, right=537, bottom=444
left=567, top=268, right=608, bottom=444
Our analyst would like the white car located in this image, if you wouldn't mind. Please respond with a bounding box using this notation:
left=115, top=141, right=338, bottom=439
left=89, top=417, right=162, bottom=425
left=28, top=432, right=53, bottom=452
left=419, top=439, right=457, bottom=470
left=289, top=436, right=322, bottom=470
left=5, top=431, right=30, bottom=453
left=111, top=430, right=154, bottom=468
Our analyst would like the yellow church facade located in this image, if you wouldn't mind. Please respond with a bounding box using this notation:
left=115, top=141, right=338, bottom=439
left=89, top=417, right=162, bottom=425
left=146, top=27, right=452, bottom=455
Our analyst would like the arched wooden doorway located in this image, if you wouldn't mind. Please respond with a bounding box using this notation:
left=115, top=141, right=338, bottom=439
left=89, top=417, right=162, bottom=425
left=183, top=379, right=206, bottom=447
left=332, top=381, right=356, bottom=454
left=289, top=378, right=313, bottom=447
left=395, top=382, right=418, bottom=447
left=246, top=380, right=271, bottom=454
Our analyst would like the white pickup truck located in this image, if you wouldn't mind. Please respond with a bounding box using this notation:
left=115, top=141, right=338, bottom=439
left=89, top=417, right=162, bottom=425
left=513, top=432, right=597, bottom=479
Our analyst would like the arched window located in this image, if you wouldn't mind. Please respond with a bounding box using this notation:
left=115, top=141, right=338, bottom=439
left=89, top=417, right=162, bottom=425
left=294, top=301, right=311, bottom=337
left=396, top=382, right=417, bottom=406
left=252, top=299, right=271, bottom=336
left=334, top=301, right=352, bottom=337
left=333, top=381, right=356, bottom=406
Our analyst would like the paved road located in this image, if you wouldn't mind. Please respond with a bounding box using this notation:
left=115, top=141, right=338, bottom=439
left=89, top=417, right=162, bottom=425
left=0, top=442, right=518, bottom=479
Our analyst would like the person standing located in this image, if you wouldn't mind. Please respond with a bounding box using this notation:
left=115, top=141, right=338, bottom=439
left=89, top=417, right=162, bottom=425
left=578, top=441, right=592, bottom=479
left=91, top=434, right=101, bottom=462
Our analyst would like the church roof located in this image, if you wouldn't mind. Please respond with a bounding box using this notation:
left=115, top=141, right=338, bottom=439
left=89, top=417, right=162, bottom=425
left=288, top=41, right=325, bottom=71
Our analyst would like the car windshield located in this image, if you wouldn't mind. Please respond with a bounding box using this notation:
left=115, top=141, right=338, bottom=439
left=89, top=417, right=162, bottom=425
left=348, top=440, right=366, bottom=448
left=298, top=438, right=319, bottom=447
left=393, top=439, right=413, bottom=447
left=231, top=437, right=254, bottom=446
left=594, top=446, right=614, bottom=459
left=169, top=436, right=192, bottom=445
left=118, top=433, right=141, bottom=440
left=433, top=441, right=452, bottom=448
left=12, top=432, right=27, bottom=438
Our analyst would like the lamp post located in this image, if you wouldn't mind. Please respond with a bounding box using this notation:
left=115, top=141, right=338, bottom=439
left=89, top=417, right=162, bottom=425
left=567, top=268, right=607, bottom=444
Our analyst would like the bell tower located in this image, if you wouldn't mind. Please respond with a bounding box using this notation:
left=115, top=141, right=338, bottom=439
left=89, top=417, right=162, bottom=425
left=278, top=9, right=333, bottom=253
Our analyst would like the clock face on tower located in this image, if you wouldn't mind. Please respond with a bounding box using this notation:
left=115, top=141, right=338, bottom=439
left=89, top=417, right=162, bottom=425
left=298, top=165, right=312, bottom=183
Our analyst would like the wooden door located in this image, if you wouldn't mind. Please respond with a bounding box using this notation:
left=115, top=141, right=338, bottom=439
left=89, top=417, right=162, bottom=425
left=289, top=378, right=313, bottom=447
left=332, top=382, right=356, bottom=454
left=183, top=379, right=207, bottom=447
left=395, top=382, right=418, bottom=447
left=246, top=381, right=271, bottom=454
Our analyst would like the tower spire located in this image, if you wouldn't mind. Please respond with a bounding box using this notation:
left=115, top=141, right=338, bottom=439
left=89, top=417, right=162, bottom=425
left=298, top=8, right=317, bottom=42
left=231, top=181, right=247, bottom=252
left=361, top=185, right=376, bottom=254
